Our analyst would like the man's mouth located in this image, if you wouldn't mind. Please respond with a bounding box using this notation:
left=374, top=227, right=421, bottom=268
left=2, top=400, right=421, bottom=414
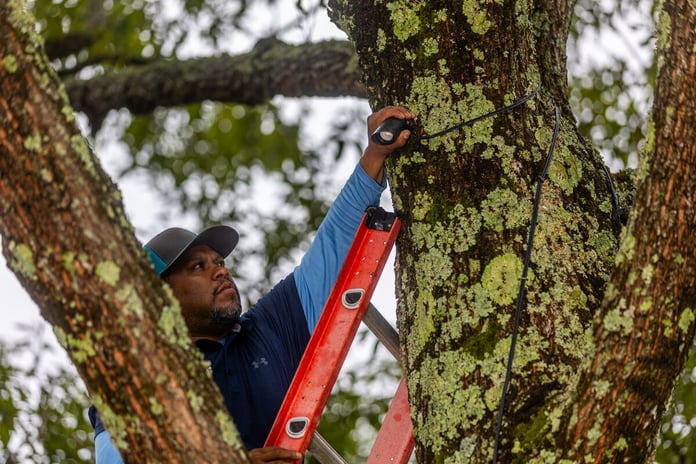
left=215, top=282, right=234, bottom=296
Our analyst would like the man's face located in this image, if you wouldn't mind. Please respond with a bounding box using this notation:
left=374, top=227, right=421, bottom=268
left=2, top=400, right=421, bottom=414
left=164, top=245, right=242, bottom=340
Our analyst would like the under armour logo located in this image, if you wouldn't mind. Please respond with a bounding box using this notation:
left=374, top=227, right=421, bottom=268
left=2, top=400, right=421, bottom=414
left=252, top=357, right=269, bottom=369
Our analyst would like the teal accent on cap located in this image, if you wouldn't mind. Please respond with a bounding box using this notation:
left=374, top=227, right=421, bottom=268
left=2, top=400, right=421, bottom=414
left=144, top=245, right=168, bottom=276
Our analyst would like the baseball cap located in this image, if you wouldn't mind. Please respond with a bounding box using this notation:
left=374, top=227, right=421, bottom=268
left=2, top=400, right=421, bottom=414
left=143, top=225, right=239, bottom=276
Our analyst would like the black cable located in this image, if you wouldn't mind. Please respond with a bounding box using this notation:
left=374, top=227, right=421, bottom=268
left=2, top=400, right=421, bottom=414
left=491, top=103, right=560, bottom=464
left=418, top=84, right=541, bottom=140
left=371, top=85, right=541, bottom=145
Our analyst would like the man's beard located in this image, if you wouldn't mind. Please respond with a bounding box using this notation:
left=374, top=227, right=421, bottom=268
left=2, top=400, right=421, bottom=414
left=209, top=301, right=242, bottom=328
left=210, top=279, right=242, bottom=328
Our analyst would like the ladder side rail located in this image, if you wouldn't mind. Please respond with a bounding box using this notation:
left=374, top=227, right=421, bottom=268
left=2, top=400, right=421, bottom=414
left=264, top=210, right=401, bottom=456
left=366, top=379, right=414, bottom=464
left=308, top=304, right=410, bottom=464
left=363, top=305, right=415, bottom=464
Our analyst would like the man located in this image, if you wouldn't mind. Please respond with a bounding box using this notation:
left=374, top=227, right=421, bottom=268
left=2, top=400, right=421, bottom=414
left=90, top=106, right=414, bottom=463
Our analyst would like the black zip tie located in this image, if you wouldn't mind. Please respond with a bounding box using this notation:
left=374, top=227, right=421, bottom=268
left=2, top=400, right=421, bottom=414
left=602, top=163, right=630, bottom=225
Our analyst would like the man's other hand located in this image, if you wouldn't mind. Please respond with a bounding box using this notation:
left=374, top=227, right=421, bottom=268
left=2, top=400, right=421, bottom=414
left=249, top=446, right=303, bottom=463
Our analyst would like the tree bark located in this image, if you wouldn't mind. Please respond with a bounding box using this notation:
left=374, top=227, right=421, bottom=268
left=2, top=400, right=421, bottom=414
left=560, top=0, right=696, bottom=461
left=64, top=39, right=365, bottom=130
left=329, top=0, right=695, bottom=462
left=0, top=5, right=249, bottom=463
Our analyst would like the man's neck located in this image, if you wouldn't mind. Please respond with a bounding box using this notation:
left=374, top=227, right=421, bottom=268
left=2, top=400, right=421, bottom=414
left=191, top=322, right=240, bottom=343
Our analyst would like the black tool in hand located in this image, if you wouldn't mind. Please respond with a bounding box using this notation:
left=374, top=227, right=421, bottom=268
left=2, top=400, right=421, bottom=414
left=370, top=117, right=411, bottom=145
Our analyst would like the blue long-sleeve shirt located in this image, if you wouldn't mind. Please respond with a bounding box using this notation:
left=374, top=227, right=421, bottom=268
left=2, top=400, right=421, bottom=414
left=93, top=163, right=385, bottom=462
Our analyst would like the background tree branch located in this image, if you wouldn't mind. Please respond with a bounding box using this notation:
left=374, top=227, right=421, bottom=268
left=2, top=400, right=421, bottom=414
left=64, top=39, right=365, bottom=129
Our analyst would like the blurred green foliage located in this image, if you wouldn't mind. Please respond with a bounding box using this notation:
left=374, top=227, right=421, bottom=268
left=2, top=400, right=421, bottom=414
left=5, top=0, right=691, bottom=463
left=0, top=326, right=92, bottom=463
left=568, top=0, right=656, bottom=167
left=657, top=350, right=696, bottom=464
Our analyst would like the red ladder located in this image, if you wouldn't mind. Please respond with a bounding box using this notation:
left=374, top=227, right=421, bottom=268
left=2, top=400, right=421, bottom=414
left=265, top=206, right=414, bottom=463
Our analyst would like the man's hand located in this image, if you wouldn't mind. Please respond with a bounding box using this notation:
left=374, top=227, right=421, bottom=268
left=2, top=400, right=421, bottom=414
left=361, top=106, right=415, bottom=184
left=249, top=446, right=303, bottom=463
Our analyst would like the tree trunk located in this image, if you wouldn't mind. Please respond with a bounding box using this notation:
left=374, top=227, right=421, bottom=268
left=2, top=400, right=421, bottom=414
left=0, top=5, right=249, bottom=463
left=329, top=0, right=696, bottom=462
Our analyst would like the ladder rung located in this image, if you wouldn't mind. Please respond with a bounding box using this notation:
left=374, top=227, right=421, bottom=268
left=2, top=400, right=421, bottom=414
left=364, top=303, right=401, bottom=362
left=309, top=432, right=348, bottom=464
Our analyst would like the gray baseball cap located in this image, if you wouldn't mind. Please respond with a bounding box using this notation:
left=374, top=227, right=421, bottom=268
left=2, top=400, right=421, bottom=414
left=143, top=225, right=239, bottom=276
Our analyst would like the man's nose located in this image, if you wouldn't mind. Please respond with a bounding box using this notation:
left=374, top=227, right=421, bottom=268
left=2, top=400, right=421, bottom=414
left=212, top=262, right=229, bottom=280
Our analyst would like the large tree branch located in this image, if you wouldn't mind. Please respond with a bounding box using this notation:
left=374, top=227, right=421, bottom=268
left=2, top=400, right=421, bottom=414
left=561, top=0, right=696, bottom=461
left=1, top=5, right=250, bottom=462
left=64, top=39, right=366, bottom=129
